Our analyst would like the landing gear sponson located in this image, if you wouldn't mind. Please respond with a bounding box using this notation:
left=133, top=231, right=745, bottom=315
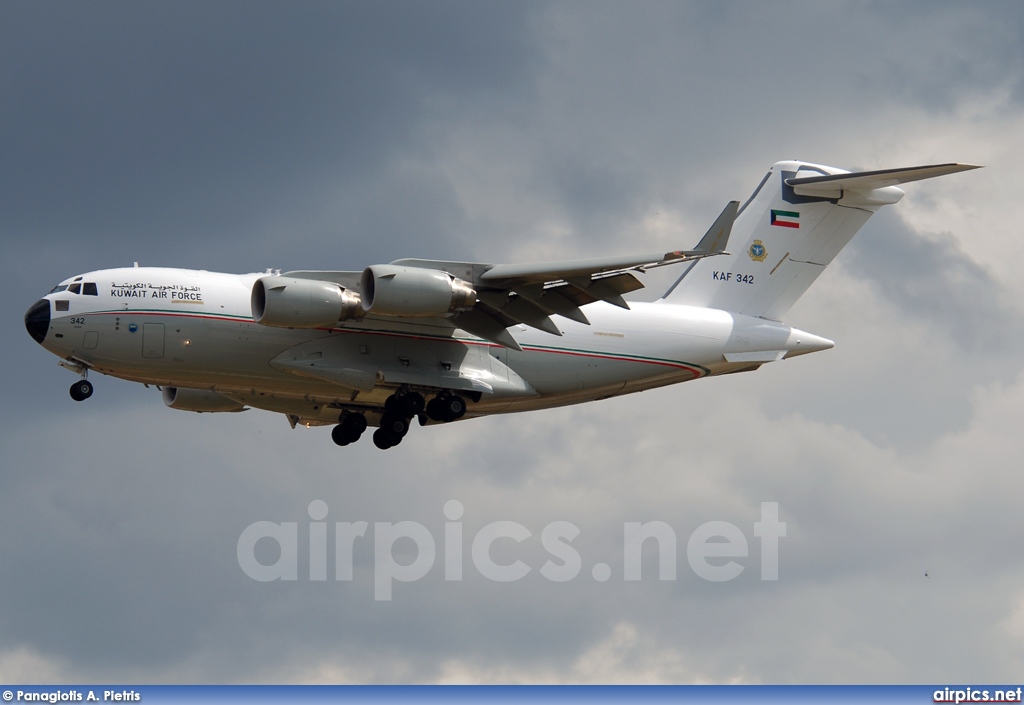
left=333, top=387, right=467, bottom=450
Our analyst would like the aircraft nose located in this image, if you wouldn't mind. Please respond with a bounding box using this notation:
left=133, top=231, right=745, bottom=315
left=25, top=299, right=50, bottom=344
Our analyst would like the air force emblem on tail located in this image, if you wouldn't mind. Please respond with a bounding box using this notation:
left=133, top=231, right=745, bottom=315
left=748, top=239, right=767, bottom=262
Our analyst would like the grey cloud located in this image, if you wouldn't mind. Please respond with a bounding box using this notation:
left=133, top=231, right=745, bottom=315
left=4, top=381, right=1024, bottom=683
left=845, top=209, right=1023, bottom=355
left=2, top=1, right=537, bottom=269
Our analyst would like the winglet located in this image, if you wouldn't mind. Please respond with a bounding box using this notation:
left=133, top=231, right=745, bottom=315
left=695, top=200, right=739, bottom=254
left=667, top=200, right=738, bottom=260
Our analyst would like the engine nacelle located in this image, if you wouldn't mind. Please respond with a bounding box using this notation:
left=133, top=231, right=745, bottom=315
left=251, top=276, right=363, bottom=328
left=162, top=387, right=246, bottom=413
left=360, top=265, right=476, bottom=317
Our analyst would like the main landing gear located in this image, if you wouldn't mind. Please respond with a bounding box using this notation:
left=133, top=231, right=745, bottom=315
left=372, top=415, right=410, bottom=450
left=331, top=411, right=368, bottom=446
left=373, top=387, right=424, bottom=450
left=332, top=388, right=468, bottom=450
left=425, top=392, right=467, bottom=423
left=69, top=379, right=94, bottom=402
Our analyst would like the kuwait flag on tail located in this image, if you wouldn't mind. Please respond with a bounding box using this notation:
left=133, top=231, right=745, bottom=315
left=770, top=209, right=800, bottom=228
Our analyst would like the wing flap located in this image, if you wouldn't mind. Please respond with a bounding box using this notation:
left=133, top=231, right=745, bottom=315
left=453, top=309, right=524, bottom=350
left=477, top=292, right=563, bottom=336
left=566, top=272, right=645, bottom=309
left=513, top=284, right=591, bottom=325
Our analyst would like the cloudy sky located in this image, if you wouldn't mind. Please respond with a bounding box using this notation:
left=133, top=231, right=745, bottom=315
left=3, top=0, right=1024, bottom=684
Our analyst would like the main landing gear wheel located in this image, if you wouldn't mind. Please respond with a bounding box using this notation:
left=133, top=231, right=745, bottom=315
left=426, top=393, right=466, bottom=423
left=373, top=414, right=410, bottom=450
left=380, top=415, right=409, bottom=439
left=331, top=412, right=368, bottom=446
left=385, top=389, right=425, bottom=418
left=372, top=428, right=395, bottom=450
left=441, top=395, right=466, bottom=420
left=69, top=380, right=94, bottom=402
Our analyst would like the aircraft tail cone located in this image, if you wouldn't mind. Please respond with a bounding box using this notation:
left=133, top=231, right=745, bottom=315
left=783, top=328, right=834, bottom=359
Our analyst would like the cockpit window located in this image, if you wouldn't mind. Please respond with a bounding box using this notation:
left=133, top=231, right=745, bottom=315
left=68, top=283, right=81, bottom=295
left=82, top=282, right=98, bottom=296
left=48, top=284, right=69, bottom=294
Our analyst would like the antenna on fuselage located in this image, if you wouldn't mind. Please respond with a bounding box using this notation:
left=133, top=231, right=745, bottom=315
left=133, top=261, right=139, bottom=268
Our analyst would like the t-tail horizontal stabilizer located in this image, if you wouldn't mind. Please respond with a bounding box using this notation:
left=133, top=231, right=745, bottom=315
left=785, top=163, right=981, bottom=196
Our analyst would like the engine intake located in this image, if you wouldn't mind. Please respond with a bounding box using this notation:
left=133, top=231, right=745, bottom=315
left=163, top=387, right=246, bottom=413
left=252, top=276, right=363, bottom=328
left=360, top=265, right=476, bottom=317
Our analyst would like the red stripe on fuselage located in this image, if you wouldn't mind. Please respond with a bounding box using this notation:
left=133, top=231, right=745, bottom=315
left=519, top=345, right=704, bottom=376
left=76, top=310, right=707, bottom=378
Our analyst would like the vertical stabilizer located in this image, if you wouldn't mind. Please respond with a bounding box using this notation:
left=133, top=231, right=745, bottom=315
left=661, top=161, right=979, bottom=320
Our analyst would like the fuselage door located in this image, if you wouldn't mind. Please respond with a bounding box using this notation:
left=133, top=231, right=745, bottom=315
left=143, top=323, right=165, bottom=358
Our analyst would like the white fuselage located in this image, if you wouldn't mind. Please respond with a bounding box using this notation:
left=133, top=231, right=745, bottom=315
left=30, top=267, right=833, bottom=425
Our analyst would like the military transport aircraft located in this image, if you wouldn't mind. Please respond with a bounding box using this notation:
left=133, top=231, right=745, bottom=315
left=25, top=160, right=978, bottom=449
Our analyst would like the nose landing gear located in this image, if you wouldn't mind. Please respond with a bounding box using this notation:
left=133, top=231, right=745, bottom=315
left=61, top=360, right=93, bottom=402
left=69, top=379, right=94, bottom=402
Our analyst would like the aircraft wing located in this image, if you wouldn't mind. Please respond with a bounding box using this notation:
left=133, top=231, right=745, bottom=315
left=285, top=200, right=737, bottom=350
left=393, top=200, right=737, bottom=349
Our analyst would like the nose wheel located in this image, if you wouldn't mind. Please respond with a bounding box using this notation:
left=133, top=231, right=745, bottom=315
left=69, top=379, right=94, bottom=401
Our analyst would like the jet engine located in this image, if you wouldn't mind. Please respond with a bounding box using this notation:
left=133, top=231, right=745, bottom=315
left=251, top=276, right=363, bottom=328
left=360, top=265, right=476, bottom=317
left=162, top=387, right=246, bottom=413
